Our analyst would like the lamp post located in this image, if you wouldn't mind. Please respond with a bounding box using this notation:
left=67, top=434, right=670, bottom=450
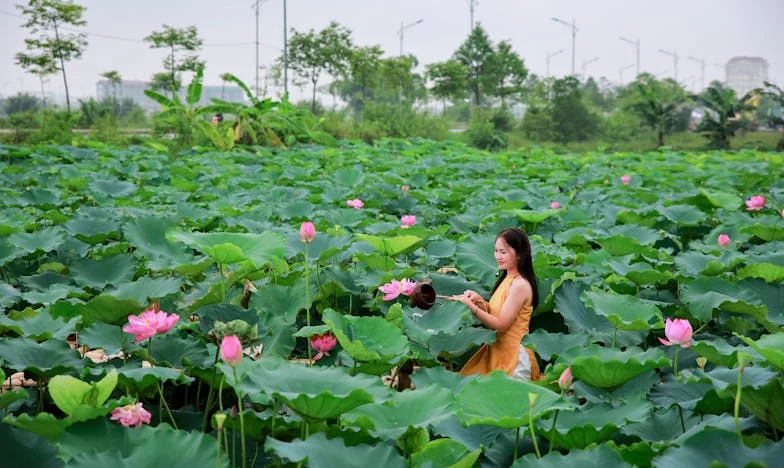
left=619, top=63, right=635, bottom=85
left=581, top=57, right=599, bottom=77
left=398, top=19, right=424, bottom=56
left=688, top=55, right=706, bottom=91
left=251, top=0, right=270, bottom=99
left=551, top=17, right=577, bottom=75
left=658, top=48, right=679, bottom=82
left=619, top=36, right=640, bottom=77
left=546, top=49, right=564, bottom=77
left=283, top=0, right=288, bottom=95
left=469, top=0, right=478, bottom=32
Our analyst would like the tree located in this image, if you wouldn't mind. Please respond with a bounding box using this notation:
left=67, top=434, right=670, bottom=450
left=2, top=93, right=41, bottom=115
left=377, top=55, right=424, bottom=104
left=15, top=0, right=88, bottom=113
left=622, top=74, right=688, bottom=147
left=426, top=59, right=468, bottom=111
left=487, top=41, right=527, bottom=106
left=549, top=76, right=601, bottom=142
left=454, top=25, right=495, bottom=106
left=333, top=45, right=384, bottom=115
left=101, top=70, right=121, bottom=115
left=758, top=81, right=784, bottom=150
left=144, top=25, right=203, bottom=99
left=283, top=21, right=353, bottom=112
left=692, top=84, right=755, bottom=149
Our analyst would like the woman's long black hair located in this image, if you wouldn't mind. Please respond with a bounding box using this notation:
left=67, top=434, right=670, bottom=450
left=490, top=228, right=539, bottom=309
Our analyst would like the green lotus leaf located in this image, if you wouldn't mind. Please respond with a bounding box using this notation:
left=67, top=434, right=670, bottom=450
left=543, top=397, right=651, bottom=449
left=679, top=277, right=770, bottom=327
left=582, top=290, right=664, bottom=330
left=323, top=309, right=409, bottom=364
left=149, top=334, right=212, bottom=369
left=0, top=416, right=64, bottom=467
left=741, top=223, right=784, bottom=242
left=192, top=303, right=258, bottom=334
left=341, top=385, right=455, bottom=439
left=250, top=279, right=314, bottom=325
left=77, top=294, right=143, bottom=326
left=77, top=322, right=123, bottom=355
left=561, top=345, right=669, bottom=390
left=653, top=429, right=784, bottom=468
left=428, top=327, right=496, bottom=357
left=739, top=377, right=784, bottom=431
left=265, top=431, right=406, bottom=468
left=658, top=204, right=707, bottom=225
left=123, top=216, right=194, bottom=268
left=89, top=179, right=137, bottom=197
left=21, top=283, right=84, bottom=307
left=0, top=309, right=77, bottom=341
left=238, top=357, right=392, bottom=422
left=513, top=444, right=630, bottom=468
left=737, top=262, right=784, bottom=283
left=455, top=232, right=497, bottom=285
left=117, top=367, right=194, bottom=392
left=620, top=405, right=701, bottom=442
left=259, top=315, right=297, bottom=357
left=0, top=282, right=21, bottom=311
left=69, top=254, right=137, bottom=289
left=605, top=257, right=673, bottom=285
left=522, top=329, right=590, bottom=361
left=61, top=422, right=228, bottom=467
left=738, top=333, right=784, bottom=371
left=456, top=371, right=572, bottom=428
left=699, top=188, right=742, bottom=209
left=740, top=278, right=784, bottom=325
left=2, top=412, right=74, bottom=441
left=63, top=217, right=120, bottom=244
left=354, top=233, right=422, bottom=257
left=0, top=388, right=28, bottom=412
left=0, top=337, right=83, bottom=378
left=411, top=439, right=479, bottom=468
left=691, top=337, right=756, bottom=369
left=674, top=250, right=743, bottom=277
left=0, top=239, right=26, bottom=267
left=49, top=370, right=117, bottom=416
left=107, top=276, right=184, bottom=303
left=426, top=239, right=457, bottom=258
left=168, top=230, right=285, bottom=267
left=8, top=227, right=64, bottom=254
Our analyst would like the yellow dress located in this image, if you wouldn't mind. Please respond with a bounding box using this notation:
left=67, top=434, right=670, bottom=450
left=459, top=274, right=540, bottom=380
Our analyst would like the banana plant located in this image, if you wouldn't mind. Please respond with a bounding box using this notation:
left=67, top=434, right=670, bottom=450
left=692, top=84, right=756, bottom=149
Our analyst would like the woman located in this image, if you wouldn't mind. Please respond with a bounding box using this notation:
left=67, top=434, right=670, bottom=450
left=453, top=227, right=540, bottom=381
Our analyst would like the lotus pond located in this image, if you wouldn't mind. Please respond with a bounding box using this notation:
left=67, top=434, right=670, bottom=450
left=0, top=141, right=783, bottom=467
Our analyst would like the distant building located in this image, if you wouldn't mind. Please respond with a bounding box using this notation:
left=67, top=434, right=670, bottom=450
left=96, top=80, right=246, bottom=112
left=725, top=57, right=769, bottom=97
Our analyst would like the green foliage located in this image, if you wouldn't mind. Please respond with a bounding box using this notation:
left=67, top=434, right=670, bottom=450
left=2, top=93, right=41, bottom=115
left=467, top=107, right=509, bottom=150
left=15, top=0, right=88, bottom=113
left=454, top=24, right=496, bottom=106
left=144, top=25, right=203, bottom=99
left=693, top=83, right=757, bottom=149
left=426, top=59, right=469, bottom=105
left=622, top=73, right=689, bottom=147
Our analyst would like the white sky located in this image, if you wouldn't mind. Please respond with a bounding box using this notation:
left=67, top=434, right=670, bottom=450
left=1, top=0, right=782, bottom=102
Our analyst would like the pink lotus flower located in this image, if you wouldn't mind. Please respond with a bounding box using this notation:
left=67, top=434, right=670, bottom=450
left=110, top=402, right=152, bottom=428
left=379, top=280, right=402, bottom=301
left=220, top=335, right=243, bottom=367
left=658, top=318, right=693, bottom=348
left=550, top=201, right=560, bottom=209
left=401, top=215, right=417, bottom=228
left=401, top=185, right=410, bottom=192
left=346, top=199, right=364, bottom=209
left=299, top=221, right=316, bottom=243
left=745, top=195, right=765, bottom=211
left=620, top=175, right=631, bottom=185
left=310, top=332, right=337, bottom=361
left=717, top=234, right=730, bottom=247
left=122, top=308, right=180, bottom=342
left=400, top=278, right=416, bottom=296
left=781, top=208, right=784, bottom=219
left=558, top=367, right=572, bottom=391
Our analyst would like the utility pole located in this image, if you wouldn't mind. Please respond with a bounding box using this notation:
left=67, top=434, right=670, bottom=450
left=619, top=36, right=640, bottom=77
left=688, top=55, right=706, bottom=91
left=398, top=19, right=424, bottom=56
left=552, top=17, right=577, bottom=75
left=251, top=0, right=269, bottom=99
left=581, top=57, right=599, bottom=77
left=469, top=0, right=478, bottom=32
left=619, top=63, right=634, bottom=85
left=658, top=48, right=679, bottom=82
left=283, top=0, right=288, bottom=95
left=546, top=49, right=564, bottom=77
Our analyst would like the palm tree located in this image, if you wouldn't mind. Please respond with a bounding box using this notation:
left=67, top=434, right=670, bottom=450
left=758, top=81, right=784, bottom=151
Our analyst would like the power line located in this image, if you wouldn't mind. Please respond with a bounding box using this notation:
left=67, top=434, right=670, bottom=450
left=1, top=9, right=281, bottom=50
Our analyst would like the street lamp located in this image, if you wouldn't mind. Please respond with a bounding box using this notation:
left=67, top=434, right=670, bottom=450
left=468, top=0, right=478, bottom=32
left=688, top=55, right=706, bottom=91
left=546, top=49, right=564, bottom=77
left=581, top=57, right=599, bottom=77
left=551, top=17, right=577, bottom=75
left=398, top=19, right=424, bottom=56
left=283, top=0, right=288, bottom=95
left=619, top=36, right=640, bottom=76
left=658, top=48, right=679, bottom=82
left=619, top=63, right=635, bottom=85
left=251, top=0, right=270, bottom=99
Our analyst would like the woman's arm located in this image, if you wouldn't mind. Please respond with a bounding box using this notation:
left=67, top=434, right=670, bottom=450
left=458, top=279, right=531, bottom=331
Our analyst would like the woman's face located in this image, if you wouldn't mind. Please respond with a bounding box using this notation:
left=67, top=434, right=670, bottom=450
left=494, top=236, right=518, bottom=271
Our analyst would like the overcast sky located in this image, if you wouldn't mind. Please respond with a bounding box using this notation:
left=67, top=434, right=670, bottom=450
left=1, top=0, right=782, bottom=101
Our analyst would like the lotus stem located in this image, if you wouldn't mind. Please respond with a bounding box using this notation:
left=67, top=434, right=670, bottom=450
left=233, top=367, right=247, bottom=468
left=216, top=427, right=222, bottom=468
left=734, top=365, right=744, bottom=438
left=611, top=328, right=617, bottom=348
left=120, top=328, right=126, bottom=364
left=305, top=243, right=312, bottom=365
left=528, top=394, right=542, bottom=459
left=201, top=347, right=221, bottom=431
left=677, top=405, right=685, bottom=434
left=548, top=410, right=560, bottom=454
left=514, top=427, right=520, bottom=461
left=219, top=262, right=226, bottom=302
left=673, top=347, right=681, bottom=377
